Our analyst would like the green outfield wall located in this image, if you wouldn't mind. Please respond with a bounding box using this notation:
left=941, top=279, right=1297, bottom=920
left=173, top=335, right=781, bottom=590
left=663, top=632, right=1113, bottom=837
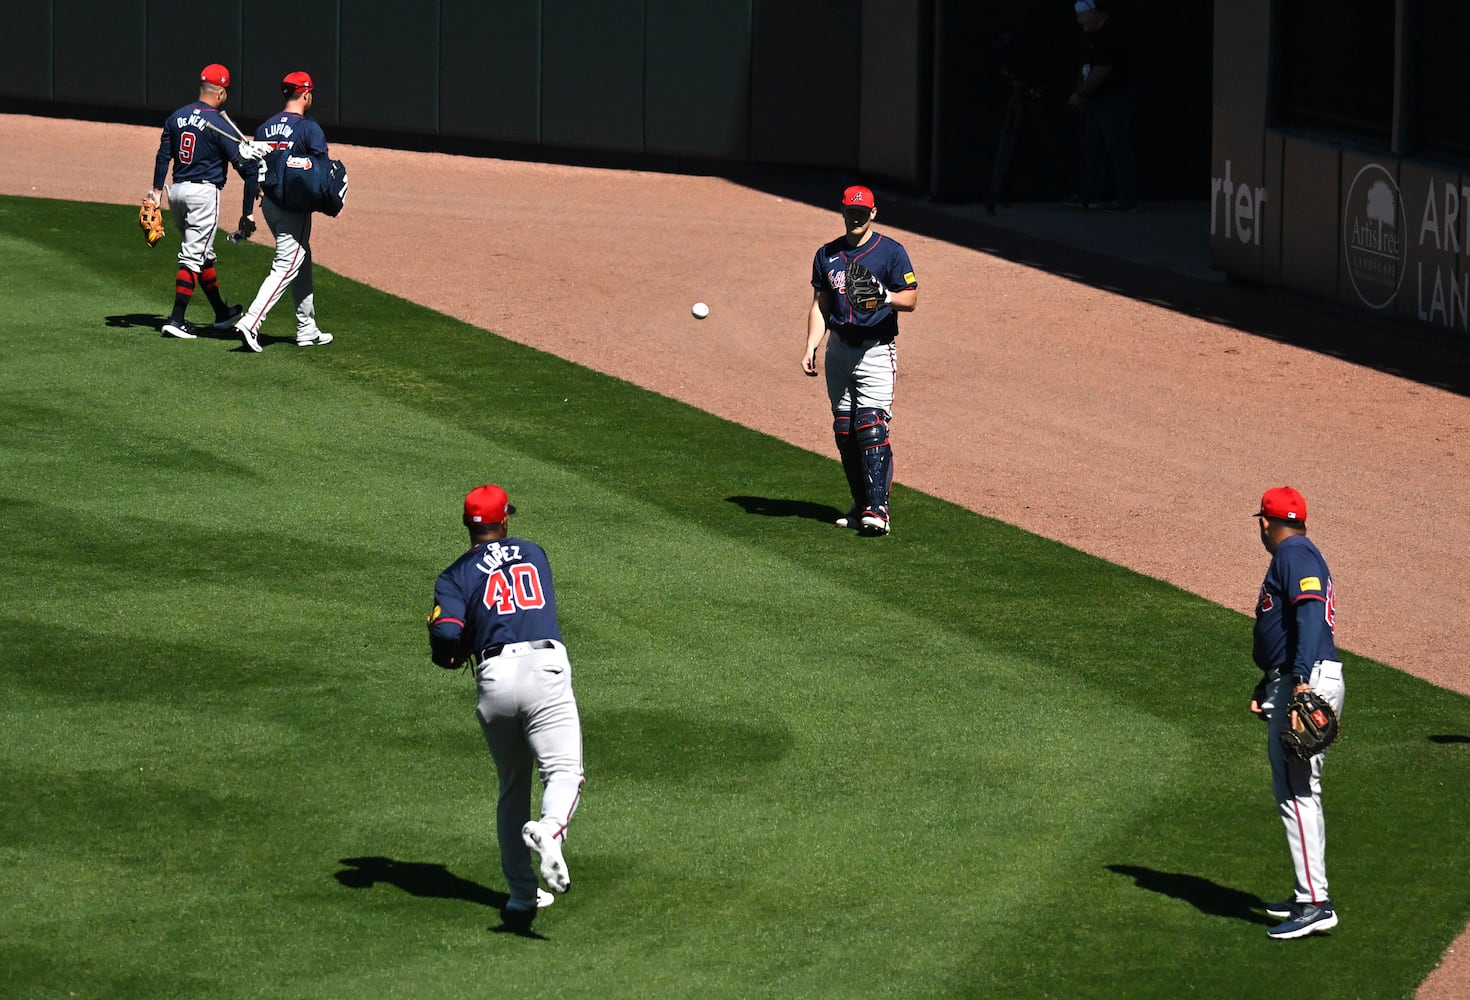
left=0, top=0, right=1211, bottom=203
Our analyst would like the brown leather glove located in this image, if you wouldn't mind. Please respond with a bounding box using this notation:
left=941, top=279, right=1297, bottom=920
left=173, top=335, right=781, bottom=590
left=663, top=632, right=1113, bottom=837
left=139, top=198, right=165, bottom=248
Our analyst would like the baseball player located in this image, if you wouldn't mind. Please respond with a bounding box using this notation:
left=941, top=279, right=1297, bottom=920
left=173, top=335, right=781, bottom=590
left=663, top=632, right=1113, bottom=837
left=234, top=71, right=333, bottom=352
left=1247, top=487, right=1345, bottom=939
left=801, top=185, right=919, bottom=536
left=427, top=484, right=585, bottom=929
left=149, top=64, right=265, bottom=339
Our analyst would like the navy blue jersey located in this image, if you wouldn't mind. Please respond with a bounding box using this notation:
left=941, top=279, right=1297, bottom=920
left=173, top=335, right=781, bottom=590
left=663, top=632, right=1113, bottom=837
left=255, top=111, right=329, bottom=158
left=812, top=234, right=918, bottom=340
left=428, top=538, right=563, bottom=667
left=154, top=102, right=242, bottom=188
left=246, top=112, right=329, bottom=205
left=1253, top=534, right=1337, bottom=678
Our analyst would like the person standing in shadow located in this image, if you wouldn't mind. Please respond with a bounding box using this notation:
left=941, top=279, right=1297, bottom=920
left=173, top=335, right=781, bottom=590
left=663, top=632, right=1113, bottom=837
left=1064, top=0, right=1139, bottom=212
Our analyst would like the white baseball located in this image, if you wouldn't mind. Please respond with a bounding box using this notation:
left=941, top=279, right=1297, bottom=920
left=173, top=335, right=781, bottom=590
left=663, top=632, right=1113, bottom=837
left=691, top=302, right=709, bottom=319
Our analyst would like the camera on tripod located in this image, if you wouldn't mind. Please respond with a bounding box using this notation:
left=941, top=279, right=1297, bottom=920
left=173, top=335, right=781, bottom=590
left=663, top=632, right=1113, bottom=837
left=981, top=32, right=1069, bottom=213
left=982, top=32, right=1055, bottom=96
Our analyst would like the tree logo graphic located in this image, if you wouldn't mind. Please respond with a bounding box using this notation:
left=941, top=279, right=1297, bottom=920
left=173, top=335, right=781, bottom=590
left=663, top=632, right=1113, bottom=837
left=1343, top=163, right=1406, bottom=310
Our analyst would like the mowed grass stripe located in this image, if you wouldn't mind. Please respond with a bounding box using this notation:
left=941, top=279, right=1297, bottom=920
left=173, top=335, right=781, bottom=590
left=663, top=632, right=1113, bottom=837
left=1, top=195, right=1468, bottom=999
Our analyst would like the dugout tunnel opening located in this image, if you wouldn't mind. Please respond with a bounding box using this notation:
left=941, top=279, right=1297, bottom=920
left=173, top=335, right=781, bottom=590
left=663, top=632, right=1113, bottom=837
left=925, top=0, right=1214, bottom=208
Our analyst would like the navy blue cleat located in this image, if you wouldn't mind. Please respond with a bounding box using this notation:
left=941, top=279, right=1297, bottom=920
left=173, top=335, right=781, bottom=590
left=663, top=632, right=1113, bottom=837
left=1267, top=901, right=1337, bottom=939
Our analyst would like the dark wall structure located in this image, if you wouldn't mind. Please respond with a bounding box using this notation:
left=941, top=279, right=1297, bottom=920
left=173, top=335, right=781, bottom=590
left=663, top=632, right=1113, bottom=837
left=1210, top=0, right=1470, bottom=341
left=929, top=0, right=1213, bottom=204
left=0, top=0, right=1211, bottom=206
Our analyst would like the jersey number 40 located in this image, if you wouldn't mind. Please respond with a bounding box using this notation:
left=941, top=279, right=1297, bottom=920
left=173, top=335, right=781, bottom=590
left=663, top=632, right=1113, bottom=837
left=482, top=565, right=547, bottom=614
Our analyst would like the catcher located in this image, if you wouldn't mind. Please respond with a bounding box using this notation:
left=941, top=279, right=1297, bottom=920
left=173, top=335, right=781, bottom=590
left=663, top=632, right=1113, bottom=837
left=144, top=63, right=264, bottom=339
left=800, top=185, right=918, bottom=536
left=1247, top=486, right=1346, bottom=940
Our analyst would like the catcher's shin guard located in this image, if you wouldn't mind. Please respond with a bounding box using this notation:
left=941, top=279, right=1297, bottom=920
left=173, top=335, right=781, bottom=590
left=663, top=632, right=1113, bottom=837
left=833, top=413, right=867, bottom=507
left=855, top=408, right=893, bottom=509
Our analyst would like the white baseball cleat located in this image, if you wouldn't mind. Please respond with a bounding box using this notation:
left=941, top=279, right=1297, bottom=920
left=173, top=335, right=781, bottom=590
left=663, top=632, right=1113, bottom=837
left=161, top=320, right=196, bottom=339
left=506, top=886, right=556, bottom=913
left=859, top=508, right=891, bottom=535
left=522, top=820, right=570, bottom=893
left=296, top=330, right=333, bottom=347
left=238, top=323, right=262, bottom=353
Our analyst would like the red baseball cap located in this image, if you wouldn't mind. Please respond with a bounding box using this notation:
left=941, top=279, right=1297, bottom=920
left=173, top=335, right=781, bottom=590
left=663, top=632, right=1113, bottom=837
left=1256, top=486, right=1307, bottom=523
left=463, top=484, right=516, bottom=525
left=200, top=64, right=231, bottom=88
left=282, top=71, right=314, bottom=94
left=842, top=185, right=875, bottom=208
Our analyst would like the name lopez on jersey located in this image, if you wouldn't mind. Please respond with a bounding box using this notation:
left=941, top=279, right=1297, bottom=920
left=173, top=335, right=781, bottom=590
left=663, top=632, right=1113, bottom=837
left=477, top=542, right=526, bottom=575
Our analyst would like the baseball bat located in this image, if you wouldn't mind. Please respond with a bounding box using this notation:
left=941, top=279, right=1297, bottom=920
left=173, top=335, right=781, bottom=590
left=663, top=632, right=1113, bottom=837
left=218, top=110, right=250, bottom=143
left=199, top=119, right=241, bottom=142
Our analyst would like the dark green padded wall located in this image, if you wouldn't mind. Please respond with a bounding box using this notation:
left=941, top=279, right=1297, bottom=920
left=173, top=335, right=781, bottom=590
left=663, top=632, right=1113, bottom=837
left=644, top=0, right=752, bottom=160
left=54, top=0, right=147, bottom=107
left=240, top=1, right=341, bottom=127
left=0, top=4, right=53, bottom=100
left=858, top=0, right=923, bottom=185
left=340, top=0, right=439, bottom=132
left=541, top=0, right=645, bottom=152
left=440, top=0, right=541, bottom=142
left=145, top=0, right=242, bottom=117
left=13, top=0, right=927, bottom=183
left=749, top=0, right=860, bottom=168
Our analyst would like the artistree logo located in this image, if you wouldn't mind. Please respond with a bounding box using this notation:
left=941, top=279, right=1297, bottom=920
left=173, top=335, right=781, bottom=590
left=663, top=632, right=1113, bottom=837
left=1343, top=163, right=1405, bottom=309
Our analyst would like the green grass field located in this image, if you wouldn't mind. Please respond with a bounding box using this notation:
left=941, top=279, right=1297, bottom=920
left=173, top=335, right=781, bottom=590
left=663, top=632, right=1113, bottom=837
left=2, top=195, right=1469, bottom=999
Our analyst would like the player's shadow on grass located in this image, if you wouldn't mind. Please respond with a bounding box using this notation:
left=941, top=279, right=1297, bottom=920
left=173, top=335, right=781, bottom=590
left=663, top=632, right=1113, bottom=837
left=1107, top=864, right=1275, bottom=925
left=336, top=855, right=506, bottom=906
left=105, top=313, right=166, bottom=332
left=727, top=496, right=844, bottom=523
left=335, top=856, right=547, bottom=939
left=1430, top=734, right=1470, bottom=744
left=103, top=312, right=272, bottom=347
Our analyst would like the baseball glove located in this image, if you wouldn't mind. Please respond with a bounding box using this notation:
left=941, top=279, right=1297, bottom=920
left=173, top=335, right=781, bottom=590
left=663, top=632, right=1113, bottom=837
left=227, top=214, right=257, bottom=244
left=1280, top=688, right=1340, bottom=760
left=846, top=260, right=888, bottom=314
left=138, top=198, right=165, bottom=248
